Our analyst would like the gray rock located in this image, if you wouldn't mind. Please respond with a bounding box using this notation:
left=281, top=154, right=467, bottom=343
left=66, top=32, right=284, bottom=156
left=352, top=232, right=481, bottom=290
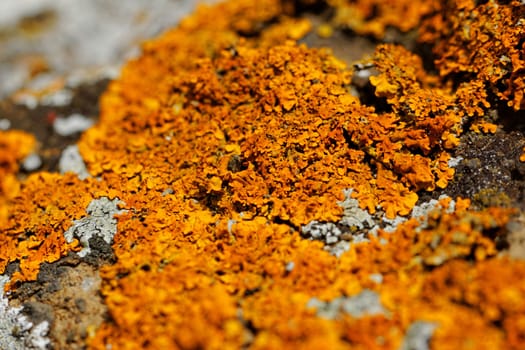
left=0, top=275, right=50, bottom=350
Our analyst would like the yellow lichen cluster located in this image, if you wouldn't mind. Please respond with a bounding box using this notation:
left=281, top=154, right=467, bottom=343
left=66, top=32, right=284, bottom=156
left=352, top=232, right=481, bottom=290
left=1, top=0, right=524, bottom=349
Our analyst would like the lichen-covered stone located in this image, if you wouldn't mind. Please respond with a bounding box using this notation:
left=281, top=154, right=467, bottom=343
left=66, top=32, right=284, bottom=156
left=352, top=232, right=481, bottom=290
left=0, top=0, right=524, bottom=349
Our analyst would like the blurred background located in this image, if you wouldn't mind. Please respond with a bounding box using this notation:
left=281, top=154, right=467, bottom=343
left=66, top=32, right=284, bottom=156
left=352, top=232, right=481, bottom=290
left=0, top=0, right=214, bottom=99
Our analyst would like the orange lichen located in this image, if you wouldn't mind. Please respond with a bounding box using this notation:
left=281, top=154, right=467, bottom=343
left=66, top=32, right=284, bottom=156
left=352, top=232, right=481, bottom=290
left=82, top=34, right=471, bottom=221
left=1, top=0, right=524, bottom=349
left=419, top=0, right=525, bottom=110
left=79, top=1, right=524, bottom=347
left=421, top=258, right=525, bottom=349
left=0, top=172, right=115, bottom=289
left=326, top=0, right=440, bottom=38
left=0, top=130, right=36, bottom=220
left=345, top=44, right=467, bottom=214
left=87, top=183, right=520, bottom=349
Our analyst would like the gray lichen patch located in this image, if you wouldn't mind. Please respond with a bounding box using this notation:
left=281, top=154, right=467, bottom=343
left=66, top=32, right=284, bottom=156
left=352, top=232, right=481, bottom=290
left=411, top=195, right=455, bottom=228
left=399, top=321, right=437, bottom=350
left=414, top=199, right=445, bottom=218
left=301, top=221, right=357, bottom=257
left=21, top=153, right=42, bottom=172
left=338, top=189, right=375, bottom=230
left=0, top=275, right=50, bottom=350
left=53, top=113, right=94, bottom=136
left=368, top=273, right=384, bottom=284
left=58, top=144, right=91, bottom=180
left=301, top=189, right=376, bottom=257
left=302, top=190, right=459, bottom=257
left=307, top=289, right=386, bottom=320
left=0, top=118, right=11, bottom=130
left=372, top=195, right=456, bottom=234
left=302, top=221, right=342, bottom=245
left=64, top=197, right=125, bottom=258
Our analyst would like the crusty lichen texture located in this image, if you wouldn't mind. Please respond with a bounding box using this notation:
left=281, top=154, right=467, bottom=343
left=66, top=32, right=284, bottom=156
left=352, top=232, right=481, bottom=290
left=1, top=0, right=525, bottom=349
